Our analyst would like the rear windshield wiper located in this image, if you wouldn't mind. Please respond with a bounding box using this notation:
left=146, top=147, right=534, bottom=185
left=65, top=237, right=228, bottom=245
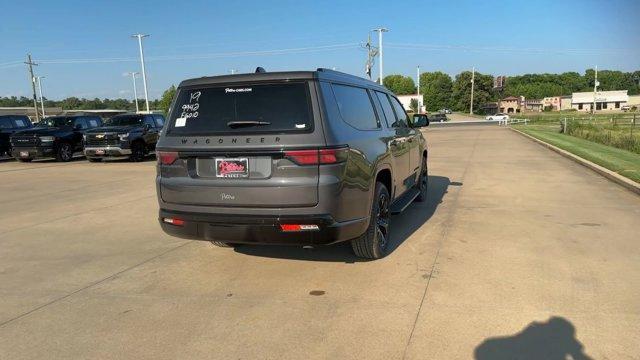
left=226, top=120, right=271, bottom=128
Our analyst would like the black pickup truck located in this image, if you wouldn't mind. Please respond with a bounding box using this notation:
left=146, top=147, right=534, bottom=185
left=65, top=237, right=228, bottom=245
left=0, top=115, right=33, bottom=156
left=84, top=113, right=165, bottom=162
left=10, top=115, right=103, bottom=162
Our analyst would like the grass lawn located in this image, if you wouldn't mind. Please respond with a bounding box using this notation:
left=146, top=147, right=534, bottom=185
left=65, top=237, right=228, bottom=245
left=514, top=126, right=640, bottom=183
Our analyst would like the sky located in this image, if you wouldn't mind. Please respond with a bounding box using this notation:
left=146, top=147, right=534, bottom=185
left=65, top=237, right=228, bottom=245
left=1, top=0, right=639, bottom=100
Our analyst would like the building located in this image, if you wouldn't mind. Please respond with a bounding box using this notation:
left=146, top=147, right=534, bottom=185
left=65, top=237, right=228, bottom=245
left=397, top=94, right=424, bottom=113
left=571, top=90, right=629, bottom=112
left=543, top=96, right=561, bottom=111
left=627, top=94, right=640, bottom=109
left=560, top=95, right=573, bottom=110
left=522, top=99, right=543, bottom=112
left=499, top=96, right=520, bottom=113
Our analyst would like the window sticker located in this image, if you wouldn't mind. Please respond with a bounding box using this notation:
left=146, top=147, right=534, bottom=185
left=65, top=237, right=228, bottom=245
left=175, top=117, right=187, bottom=127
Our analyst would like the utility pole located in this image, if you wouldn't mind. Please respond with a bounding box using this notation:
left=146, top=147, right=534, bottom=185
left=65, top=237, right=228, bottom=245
left=416, top=65, right=421, bottom=112
left=372, top=28, right=388, bottom=85
left=363, top=33, right=378, bottom=80
left=230, top=69, right=237, bottom=74
left=24, top=54, right=40, bottom=122
left=592, top=65, right=598, bottom=114
left=132, top=34, right=150, bottom=113
left=470, top=66, right=475, bottom=115
left=35, top=76, right=46, bottom=117
left=125, top=72, right=140, bottom=113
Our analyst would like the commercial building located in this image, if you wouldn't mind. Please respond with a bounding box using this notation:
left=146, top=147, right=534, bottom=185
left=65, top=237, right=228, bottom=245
left=543, top=96, right=561, bottom=111
left=499, top=96, right=521, bottom=113
left=397, top=94, right=424, bottom=113
left=571, top=90, right=629, bottom=112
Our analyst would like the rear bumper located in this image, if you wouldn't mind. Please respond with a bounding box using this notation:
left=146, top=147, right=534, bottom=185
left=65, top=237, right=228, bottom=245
left=84, top=146, right=132, bottom=157
left=159, top=209, right=369, bottom=245
left=11, top=146, right=54, bottom=159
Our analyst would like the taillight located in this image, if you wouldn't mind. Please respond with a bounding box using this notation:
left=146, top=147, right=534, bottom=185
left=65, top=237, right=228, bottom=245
left=163, top=217, right=185, bottom=226
left=157, top=151, right=178, bottom=165
left=284, top=146, right=348, bottom=165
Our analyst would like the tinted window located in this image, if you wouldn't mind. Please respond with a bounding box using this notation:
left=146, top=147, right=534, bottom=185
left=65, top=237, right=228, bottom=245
left=87, top=118, right=100, bottom=128
left=0, top=117, right=13, bottom=129
left=331, top=84, right=379, bottom=130
left=168, top=83, right=312, bottom=135
left=13, top=116, right=31, bottom=128
left=143, top=115, right=155, bottom=128
left=153, top=115, right=165, bottom=128
left=107, top=115, right=143, bottom=126
left=74, top=118, right=88, bottom=129
left=389, top=97, right=409, bottom=127
left=374, top=91, right=396, bottom=128
left=41, top=117, right=73, bottom=127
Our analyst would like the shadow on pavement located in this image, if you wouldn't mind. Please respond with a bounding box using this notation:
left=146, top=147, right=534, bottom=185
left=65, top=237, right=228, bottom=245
left=474, top=317, right=593, bottom=360
left=233, top=175, right=452, bottom=263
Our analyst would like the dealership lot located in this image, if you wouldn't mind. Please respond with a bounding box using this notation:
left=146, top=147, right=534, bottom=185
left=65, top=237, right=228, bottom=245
left=0, top=126, right=639, bottom=359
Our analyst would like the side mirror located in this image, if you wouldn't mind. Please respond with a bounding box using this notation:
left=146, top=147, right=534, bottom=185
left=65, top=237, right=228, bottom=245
left=143, top=123, right=151, bottom=132
left=74, top=124, right=82, bottom=130
left=412, top=115, right=429, bottom=128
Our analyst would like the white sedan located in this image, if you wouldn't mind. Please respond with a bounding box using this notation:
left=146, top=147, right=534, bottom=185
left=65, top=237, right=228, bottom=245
left=486, top=113, right=510, bottom=121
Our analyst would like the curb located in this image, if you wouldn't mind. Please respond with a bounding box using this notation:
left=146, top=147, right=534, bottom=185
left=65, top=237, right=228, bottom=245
left=509, top=127, right=640, bottom=196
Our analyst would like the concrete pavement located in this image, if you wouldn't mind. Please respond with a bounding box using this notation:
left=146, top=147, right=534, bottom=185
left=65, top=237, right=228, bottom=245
left=0, top=126, right=638, bottom=359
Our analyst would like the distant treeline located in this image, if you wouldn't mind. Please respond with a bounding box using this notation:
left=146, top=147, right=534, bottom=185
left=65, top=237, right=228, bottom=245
left=0, top=85, right=177, bottom=114
left=383, top=69, right=640, bottom=113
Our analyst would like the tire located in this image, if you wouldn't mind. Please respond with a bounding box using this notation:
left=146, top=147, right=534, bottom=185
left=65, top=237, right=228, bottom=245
left=56, top=143, right=73, bottom=162
left=87, top=157, right=102, bottom=163
left=351, top=181, right=391, bottom=259
left=129, top=142, right=146, bottom=162
left=415, top=156, right=428, bottom=202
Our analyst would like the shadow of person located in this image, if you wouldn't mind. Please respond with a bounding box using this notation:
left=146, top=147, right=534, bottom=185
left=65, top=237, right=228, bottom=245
left=474, top=317, right=593, bottom=360
left=233, top=175, right=452, bottom=263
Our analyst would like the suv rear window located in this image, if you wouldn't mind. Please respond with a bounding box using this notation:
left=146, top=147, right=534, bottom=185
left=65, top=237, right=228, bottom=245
left=167, top=83, right=312, bottom=135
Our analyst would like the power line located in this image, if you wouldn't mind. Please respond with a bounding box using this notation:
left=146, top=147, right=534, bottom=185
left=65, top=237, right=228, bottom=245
left=386, top=43, right=638, bottom=55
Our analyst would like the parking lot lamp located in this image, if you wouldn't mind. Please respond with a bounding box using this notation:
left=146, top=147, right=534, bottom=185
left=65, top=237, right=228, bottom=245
left=125, top=72, right=140, bottom=113
left=35, top=76, right=46, bottom=117
left=372, top=28, right=388, bottom=85
left=132, top=34, right=150, bottom=113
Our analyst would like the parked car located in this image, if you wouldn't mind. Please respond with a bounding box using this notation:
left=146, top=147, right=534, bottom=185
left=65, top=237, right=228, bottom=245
left=0, top=115, right=32, bottom=156
left=156, top=68, right=429, bottom=259
left=10, top=115, right=102, bottom=162
left=429, top=113, right=449, bottom=123
left=84, top=113, right=165, bottom=162
left=439, top=108, right=452, bottom=114
left=621, top=105, right=631, bottom=112
left=486, top=113, right=510, bottom=121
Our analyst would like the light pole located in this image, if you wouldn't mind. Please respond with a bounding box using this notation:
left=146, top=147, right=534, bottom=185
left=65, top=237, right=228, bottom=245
left=470, top=67, right=475, bottom=115
left=132, top=34, right=150, bottom=113
left=592, top=65, right=598, bottom=114
left=125, top=72, right=140, bottom=113
left=35, top=76, right=46, bottom=117
left=372, top=28, right=388, bottom=85
left=416, top=65, right=421, bottom=112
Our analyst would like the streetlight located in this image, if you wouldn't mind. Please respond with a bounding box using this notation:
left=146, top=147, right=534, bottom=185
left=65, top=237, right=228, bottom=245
left=35, top=76, right=46, bottom=117
left=124, top=72, right=140, bottom=113
left=131, top=34, right=150, bottom=113
left=372, top=28, right=389, bottom=85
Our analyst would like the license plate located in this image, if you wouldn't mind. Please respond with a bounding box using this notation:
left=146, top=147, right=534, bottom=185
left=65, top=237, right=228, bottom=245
left=20, top=151, right=29, bottom=157
left=215, top=158, right=249, bottom=178
left=95, top=149, right=105, bottom=155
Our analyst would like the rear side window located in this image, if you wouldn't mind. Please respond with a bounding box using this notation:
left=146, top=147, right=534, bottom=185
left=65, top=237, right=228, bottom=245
left=143, top=116, right=156, bottom=128
left=331, top=84, right=379, bottom=130
left=167, top=82, right=312, bottom=135
left=74, top=118, right=88, bottom=129
left=374, top=91, right=396, bottom=128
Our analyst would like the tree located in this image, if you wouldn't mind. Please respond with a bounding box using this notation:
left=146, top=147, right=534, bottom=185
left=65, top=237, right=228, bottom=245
left=409, top=98, right=419, bottom=113
left=419, top=71, right=453, bottom=111
left=383, top=75, right=415, bottom=95
left=158, top=85, right=177, bottom=114
left=452, top=71, right=494, bottom=113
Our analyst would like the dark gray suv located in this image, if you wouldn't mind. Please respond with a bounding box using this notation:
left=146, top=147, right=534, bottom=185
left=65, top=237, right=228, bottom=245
left=156, top=68, right=429, bottom=259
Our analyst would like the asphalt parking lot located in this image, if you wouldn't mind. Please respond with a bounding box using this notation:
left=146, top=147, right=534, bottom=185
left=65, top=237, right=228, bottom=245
left=1, top=126, right=639, bottom=359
